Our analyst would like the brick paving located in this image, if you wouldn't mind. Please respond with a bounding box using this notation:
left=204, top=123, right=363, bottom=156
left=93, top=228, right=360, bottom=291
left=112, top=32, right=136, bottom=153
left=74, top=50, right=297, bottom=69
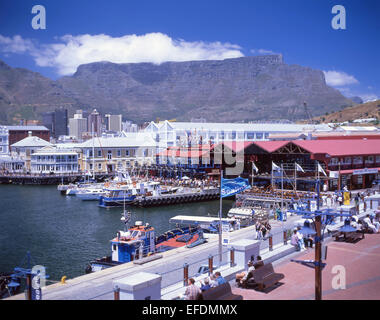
left=232, top=232, right=380, bottom=300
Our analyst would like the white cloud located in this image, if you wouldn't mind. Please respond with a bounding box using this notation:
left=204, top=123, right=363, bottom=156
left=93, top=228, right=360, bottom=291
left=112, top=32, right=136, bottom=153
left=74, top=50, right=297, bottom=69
left=323, top=70, right=359, bottom=87
left=250, top=48, right=278, bottom=55
left=359, top=94, right=379, bottom=103
left=0, top=33, right=244, bottom=76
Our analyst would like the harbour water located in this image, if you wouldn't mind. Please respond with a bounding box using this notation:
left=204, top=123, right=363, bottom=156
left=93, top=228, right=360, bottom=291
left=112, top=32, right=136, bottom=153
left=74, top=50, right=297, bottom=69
left=0, top=185, right=233, bottom=281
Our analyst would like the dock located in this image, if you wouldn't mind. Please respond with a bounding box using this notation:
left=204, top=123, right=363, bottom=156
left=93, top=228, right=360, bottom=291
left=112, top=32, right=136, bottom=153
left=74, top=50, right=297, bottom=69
left=0, top=173, right=113, bottom=185
left=133, top=187, right=220, bottom=207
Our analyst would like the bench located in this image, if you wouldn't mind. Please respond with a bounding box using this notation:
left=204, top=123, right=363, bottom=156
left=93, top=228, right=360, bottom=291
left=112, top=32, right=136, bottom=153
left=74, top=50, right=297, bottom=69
left=253, top=263, right=284, bottom=291
left=332, top=230, right=364, bottom=243
left=198, top=282, right=243, bottom=300
left=239, top=263, right=284, bottom=291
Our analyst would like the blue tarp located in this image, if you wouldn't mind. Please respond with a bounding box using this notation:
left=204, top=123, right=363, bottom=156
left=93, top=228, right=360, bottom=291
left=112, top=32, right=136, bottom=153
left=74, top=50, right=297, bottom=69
left=221, top=177, right=251, bottom=198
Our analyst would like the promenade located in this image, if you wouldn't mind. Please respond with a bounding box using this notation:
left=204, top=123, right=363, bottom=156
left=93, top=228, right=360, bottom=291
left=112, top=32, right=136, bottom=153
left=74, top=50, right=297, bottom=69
left=232, top=232, right=380, bottom=300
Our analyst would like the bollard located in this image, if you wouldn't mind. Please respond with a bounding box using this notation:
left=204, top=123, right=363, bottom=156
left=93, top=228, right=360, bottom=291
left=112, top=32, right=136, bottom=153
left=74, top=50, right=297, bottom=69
left=183, top=263, right=189, bottom=286
left=269, top=234, right=273, bottom=251
left=208, top=254, right=213, bottom=275
left=114, top=285, right=120, bottom=300
left=229, top=247, right=235, bottom=267
left=370, top=200, right=373, bottom=210
left=283, top=230, right=287, bottom=245
left=26, top=273, right=32, bottom=301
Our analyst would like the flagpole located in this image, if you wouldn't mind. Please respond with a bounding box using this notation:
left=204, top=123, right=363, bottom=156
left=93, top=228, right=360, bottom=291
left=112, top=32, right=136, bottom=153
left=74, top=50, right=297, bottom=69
left=219, top=169, right=223, bottom=264
left=281, top=164, right=284, bottom=225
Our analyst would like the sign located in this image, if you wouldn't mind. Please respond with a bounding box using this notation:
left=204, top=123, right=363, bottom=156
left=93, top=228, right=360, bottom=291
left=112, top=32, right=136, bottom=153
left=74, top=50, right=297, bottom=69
left=31, top=274, right=42, bottom=300
left=329, top=171, right=339, bottom=178
left=221, top=221, right=230, bottom=246
left=344, top=192, right=350, bottom=205
left=353, top=168, right=379, bottom=175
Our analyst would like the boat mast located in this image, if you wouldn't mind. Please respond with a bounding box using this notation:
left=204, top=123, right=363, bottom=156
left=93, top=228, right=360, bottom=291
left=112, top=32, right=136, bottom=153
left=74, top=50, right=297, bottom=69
left=92, top=122, right=95, bottom=180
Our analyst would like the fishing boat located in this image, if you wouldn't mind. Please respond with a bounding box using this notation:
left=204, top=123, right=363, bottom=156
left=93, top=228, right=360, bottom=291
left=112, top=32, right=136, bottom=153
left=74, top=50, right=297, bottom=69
left=98, top=181, right=162, bottom=208
left=85, top=212, right=205, bottom=273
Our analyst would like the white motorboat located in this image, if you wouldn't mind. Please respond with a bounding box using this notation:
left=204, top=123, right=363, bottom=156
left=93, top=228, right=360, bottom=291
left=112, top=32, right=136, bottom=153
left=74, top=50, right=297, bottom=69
left=76, top=187, right=106, bottom=201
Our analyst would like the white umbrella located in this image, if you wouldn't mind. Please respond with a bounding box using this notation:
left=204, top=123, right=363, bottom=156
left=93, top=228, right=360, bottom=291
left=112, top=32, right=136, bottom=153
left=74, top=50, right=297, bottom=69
left=182, top=176, right=190, bottom=180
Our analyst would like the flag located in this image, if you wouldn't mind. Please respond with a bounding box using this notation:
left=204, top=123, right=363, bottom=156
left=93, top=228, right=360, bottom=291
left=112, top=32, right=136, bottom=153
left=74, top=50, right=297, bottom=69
left=272, top=162, right=281, bottom=172
left=221, top=177, right=250, bottom=198
left=295, top=162, right=305, bottom=173
left=252, top=162, right=259, bottom=174
left=317, top=163, right=327, bottom=176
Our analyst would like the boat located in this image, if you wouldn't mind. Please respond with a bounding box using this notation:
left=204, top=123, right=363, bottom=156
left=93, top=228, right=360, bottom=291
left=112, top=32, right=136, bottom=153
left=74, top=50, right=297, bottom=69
left=76, top=187, right=107, bottom=201
left=85, top=213, right=205, bottom=273
left=98, top=181, right=162, bottom=208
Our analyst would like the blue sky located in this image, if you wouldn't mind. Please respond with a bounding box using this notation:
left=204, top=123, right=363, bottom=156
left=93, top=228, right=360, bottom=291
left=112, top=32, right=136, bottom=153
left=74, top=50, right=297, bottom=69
left=0, top=0, right=379, bottom=101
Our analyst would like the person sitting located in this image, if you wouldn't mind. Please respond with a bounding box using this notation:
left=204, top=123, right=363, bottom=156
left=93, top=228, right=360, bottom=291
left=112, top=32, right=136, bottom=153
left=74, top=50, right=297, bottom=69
left=184, top=278, right=201, bottom=300
left=363, top=214, right=379, bottom=233
left=253, top=256, right=264, bottom=269
left=200, top=278, right=211, bottom=292
left=304, top=235, right=313, bottom=248
left=296, top=227, right=306, bottom=250
left=209, top=274, right=218, bottom=288
left=291, top=229, right=301, bottom=251
left=214, top=272, right=226, bottom=285
left=236, top=261, right=254, bottom=284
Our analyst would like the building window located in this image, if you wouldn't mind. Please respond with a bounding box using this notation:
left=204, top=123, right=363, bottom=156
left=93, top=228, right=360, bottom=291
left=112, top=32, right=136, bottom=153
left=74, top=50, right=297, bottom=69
left=89, top=164, right=93, bottom=170
left=117, top=149, right=121, bottom=157
left=98, top=150, right=102, bottom=157
left=256, top=133, right=263, bottom=140
left=89, top=150, right=93, bottom=157
left=98, top=163, right=102, bottom=170
left=126, top=149, right=129, bottom=156
left=366, top=156, right=374, bottom=164
left=107, top=150, right=112, bottom=160
left=329, top=158, right=339, bottom=165
left=344, top=157, right=352, bottom=165
left=353, top=156, right=363, bottom=164
left=376, top=156, right=380, bottom=163
left=246, top=132, right=255, bottom=140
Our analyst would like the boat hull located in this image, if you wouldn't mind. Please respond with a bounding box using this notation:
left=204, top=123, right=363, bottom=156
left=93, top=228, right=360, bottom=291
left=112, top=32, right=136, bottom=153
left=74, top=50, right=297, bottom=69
left=98, top=196, right=136, bottom=208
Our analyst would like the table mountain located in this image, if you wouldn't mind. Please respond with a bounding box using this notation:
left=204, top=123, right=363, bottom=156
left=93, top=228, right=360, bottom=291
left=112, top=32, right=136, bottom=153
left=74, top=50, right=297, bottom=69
left=0, top=55, right=355, bottom=124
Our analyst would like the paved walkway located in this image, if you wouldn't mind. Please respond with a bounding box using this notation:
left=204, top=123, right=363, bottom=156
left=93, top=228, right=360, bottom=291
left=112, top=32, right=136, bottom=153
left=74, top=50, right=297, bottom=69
left=232, top=232, right=380, bottom=300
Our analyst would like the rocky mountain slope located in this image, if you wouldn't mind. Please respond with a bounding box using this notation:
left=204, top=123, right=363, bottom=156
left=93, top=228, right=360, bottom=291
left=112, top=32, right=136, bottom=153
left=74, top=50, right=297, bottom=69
left=0, top=55, right=355, bottom=124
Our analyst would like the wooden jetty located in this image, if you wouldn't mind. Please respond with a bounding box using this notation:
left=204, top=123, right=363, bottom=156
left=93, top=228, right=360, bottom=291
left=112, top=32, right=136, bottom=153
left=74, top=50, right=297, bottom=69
left=133, top=188, right=220, bottom=207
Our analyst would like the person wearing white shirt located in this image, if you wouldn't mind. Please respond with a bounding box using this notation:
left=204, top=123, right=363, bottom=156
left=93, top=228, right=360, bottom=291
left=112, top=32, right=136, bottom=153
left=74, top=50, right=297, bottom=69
left=363, top=215, right=379, bottom=233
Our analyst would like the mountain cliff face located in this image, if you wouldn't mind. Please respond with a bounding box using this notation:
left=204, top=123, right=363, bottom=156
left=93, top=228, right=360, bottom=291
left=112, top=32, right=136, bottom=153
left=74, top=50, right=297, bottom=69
left=0, top=55, right=355, bottom=124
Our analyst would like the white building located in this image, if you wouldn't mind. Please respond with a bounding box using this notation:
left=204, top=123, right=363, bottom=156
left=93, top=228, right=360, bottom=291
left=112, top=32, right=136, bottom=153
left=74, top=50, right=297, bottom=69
left=69, top=111, right=88, bottom=140
left=0, top=126, right=9, bottom=155
left=143, top=120, right=333, bottom=151
left=11, top=134, right=53, bottom=171
left=30, top=146, right=79, bottom=174
left=79, top=132, right=157, bottom=173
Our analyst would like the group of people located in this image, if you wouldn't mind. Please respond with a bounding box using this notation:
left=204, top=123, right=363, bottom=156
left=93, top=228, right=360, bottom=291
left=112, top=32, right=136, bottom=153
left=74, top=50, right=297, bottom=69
left=255, top=221, right=271, bottom=240
left=235, top=255, right=264, bottom=286
left=290, top=227, right=313, bottom=251
left=182, top=271, right=226, bottom=300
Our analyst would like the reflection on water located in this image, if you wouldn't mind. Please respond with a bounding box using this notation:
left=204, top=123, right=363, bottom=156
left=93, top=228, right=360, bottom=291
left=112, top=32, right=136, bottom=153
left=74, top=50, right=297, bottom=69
left=0, top=185, right=233, bottom=280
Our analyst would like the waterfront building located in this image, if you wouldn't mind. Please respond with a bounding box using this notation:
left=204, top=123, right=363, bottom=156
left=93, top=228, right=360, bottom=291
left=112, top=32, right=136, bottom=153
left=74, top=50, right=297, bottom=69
left=69, top=111, right=88, bottom=141
left=30, top=146, right=79, bottom=174
left=143, top=120, right=333, bottom=152
left=6, top=125, right=50, bottom=147
left=0, top=126, right=9, bottom=155
left=217, top=138, right=380, bottom=191
left=0, top=155, right=24, bottom=172
left=10, top=134, right=52, bottom=171
left=79, top=132, right=157, bottom=173
left=105, top=114, right=122, bottom=132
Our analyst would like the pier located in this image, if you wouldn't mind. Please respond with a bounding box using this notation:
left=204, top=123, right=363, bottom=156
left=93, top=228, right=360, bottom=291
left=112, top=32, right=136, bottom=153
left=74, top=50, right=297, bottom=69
left=134, top=188, right=220, bottom=207
left=0, top=173, right=113, bottom=185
